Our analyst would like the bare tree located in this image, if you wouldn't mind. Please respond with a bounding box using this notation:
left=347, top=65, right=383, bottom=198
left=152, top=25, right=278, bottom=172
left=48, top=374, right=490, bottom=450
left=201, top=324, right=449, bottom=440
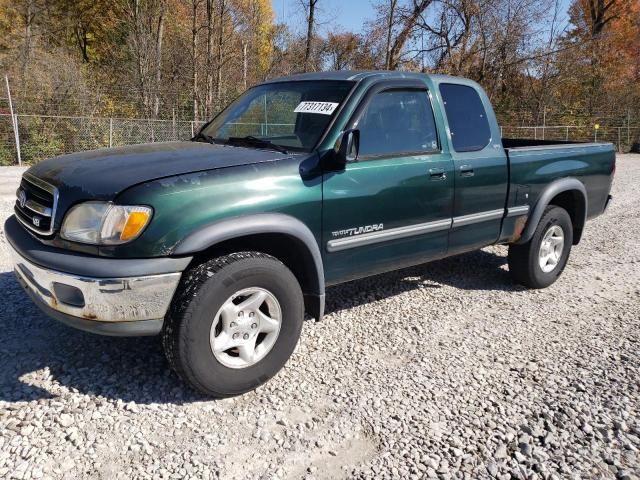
left=154, top=4, right=165, bottom=117
left=215, top=0, right=227, bottom=106
left=524, top=0, right=565, bottom=119
left=388, top=0, right=433, bottom=70
left=191, top=0, right=203, bottom=121
left=205, top=0, right=215, bottom=117
left=302, top=0, right=319, bottom=72
left=123, top=0, right=167, bottom=118
left=417, top=0, right=477, bottom=73
left=383, top=0, right=398, bottom=69
left=17, top=0, right=39, bottom=69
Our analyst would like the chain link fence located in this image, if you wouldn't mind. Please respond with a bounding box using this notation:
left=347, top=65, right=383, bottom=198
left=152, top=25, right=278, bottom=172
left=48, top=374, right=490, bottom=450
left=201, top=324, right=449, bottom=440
left=0, top=114, right=206, bottom=165
left=500, top=125, right=640, bottom=151
left=1, top=113, right=639, bottom=166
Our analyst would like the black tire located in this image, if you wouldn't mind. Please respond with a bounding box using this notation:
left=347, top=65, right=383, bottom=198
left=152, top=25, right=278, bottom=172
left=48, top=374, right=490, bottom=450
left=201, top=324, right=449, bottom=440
left=508, top=206, right=573, bottom=289
left=162, top=251, right=304, bottom=397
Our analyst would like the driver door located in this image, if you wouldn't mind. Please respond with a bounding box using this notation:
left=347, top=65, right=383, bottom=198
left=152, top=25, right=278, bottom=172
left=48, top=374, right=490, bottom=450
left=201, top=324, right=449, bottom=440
left=322, top=82, right=454, bottom=285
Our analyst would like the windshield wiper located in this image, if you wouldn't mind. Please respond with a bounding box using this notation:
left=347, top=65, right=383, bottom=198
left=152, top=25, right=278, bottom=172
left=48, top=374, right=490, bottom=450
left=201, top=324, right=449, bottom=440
left=191, top=131, right=222, bottom=144
left=227, top=135, right=289, bottom=154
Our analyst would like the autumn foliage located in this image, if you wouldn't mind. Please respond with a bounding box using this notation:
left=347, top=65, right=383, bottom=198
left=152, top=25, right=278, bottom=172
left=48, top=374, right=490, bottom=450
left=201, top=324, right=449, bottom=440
left=0, top=0, right=637, bottom=130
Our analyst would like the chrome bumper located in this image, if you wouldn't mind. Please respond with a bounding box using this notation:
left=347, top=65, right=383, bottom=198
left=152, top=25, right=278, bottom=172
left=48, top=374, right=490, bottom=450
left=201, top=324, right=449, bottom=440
left=10, top=244, right=181, bottom=324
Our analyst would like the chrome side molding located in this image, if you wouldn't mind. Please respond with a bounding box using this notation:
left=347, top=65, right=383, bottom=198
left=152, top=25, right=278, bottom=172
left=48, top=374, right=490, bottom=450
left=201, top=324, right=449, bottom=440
left=506, top=205, right=530, bottom=217
left=326, top=205, right=531, bottom=252
left=327, top=218, right=452, bottom=252
left=451, top=209, right=505, bottom=228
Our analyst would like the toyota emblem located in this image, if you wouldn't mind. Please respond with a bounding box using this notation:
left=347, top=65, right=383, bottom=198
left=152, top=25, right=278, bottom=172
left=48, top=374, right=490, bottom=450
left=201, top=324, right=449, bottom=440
left=17, top=189, right=27, bottom=209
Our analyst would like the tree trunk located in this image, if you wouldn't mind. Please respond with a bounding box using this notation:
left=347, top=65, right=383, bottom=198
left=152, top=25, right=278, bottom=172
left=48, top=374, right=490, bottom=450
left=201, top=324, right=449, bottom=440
left=206, top=0, right=215, bottom=118
left=192, top=1, right=199, bottom=121
left=23, top=0, right=35, bottom=69
left=304, top=0, right=317, bottom=72
left=384, top=0, right=397, bottom=70
left=131, top=0, right=150, bottom=115
left=389, top=0, right=432, bottom=70
left=242, top=40, right=248, bottom=90
left=589, top=0, right=618, bottom=38
left=215, top=0, right=225, bottom=107
left=75, top=27, right=90, bottom=63
left=153, top=5, right=165, bottom=118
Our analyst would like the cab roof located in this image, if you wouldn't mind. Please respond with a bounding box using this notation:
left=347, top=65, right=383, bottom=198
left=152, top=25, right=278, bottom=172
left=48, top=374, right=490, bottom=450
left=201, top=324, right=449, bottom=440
left=261, top=70, right=466, bottom=84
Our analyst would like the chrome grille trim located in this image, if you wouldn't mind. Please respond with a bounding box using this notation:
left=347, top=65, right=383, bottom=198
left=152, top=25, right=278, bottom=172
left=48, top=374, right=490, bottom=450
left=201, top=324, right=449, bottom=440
left=15, top=173, right=59, bottom=236
left=25, top=199, right=53, bottom=217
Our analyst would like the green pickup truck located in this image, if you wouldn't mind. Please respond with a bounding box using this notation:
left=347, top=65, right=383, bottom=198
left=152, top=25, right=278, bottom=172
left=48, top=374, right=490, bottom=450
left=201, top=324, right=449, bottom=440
left=6, top=71, right=615, bottom=397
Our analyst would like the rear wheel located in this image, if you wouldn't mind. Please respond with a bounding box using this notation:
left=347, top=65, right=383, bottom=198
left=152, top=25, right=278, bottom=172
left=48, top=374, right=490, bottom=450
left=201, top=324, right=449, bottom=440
left=508, top=206, right=573, bottom=289
left=162, top=251, right=304, bottom=397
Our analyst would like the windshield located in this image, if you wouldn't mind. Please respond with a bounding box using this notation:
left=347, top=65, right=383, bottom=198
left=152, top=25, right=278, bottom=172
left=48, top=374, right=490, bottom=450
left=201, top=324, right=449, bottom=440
left=200, top=80, right=354, bottom=152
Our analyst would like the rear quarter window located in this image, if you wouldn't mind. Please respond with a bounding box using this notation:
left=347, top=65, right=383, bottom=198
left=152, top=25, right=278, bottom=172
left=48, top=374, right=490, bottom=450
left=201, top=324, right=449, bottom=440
left=439, top=83, right=491, bottom=152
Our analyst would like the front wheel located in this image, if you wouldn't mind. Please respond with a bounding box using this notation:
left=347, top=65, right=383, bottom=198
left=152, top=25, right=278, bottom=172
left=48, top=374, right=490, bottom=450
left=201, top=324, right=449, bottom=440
left=508, top=206, right=573, bottom=289
left=162, top=251, right=304, bottom=397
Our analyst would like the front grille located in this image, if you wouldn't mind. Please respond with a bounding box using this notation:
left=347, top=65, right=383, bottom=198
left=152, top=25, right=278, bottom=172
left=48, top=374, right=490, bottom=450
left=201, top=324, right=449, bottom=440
left=14, top=174, right=59, bottom=236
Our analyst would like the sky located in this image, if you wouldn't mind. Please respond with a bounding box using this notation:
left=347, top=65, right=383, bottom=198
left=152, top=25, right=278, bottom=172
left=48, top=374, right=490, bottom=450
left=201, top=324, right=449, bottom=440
left=274, top=0, right=574, bottom=36
left=274, top=0, right=376, bottom=35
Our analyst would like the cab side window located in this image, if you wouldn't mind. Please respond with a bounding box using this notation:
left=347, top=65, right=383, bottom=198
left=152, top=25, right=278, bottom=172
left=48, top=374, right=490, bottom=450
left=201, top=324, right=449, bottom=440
left=439, top=83, right=491, bottom=152
left=356, top=89, right=439, bottom=158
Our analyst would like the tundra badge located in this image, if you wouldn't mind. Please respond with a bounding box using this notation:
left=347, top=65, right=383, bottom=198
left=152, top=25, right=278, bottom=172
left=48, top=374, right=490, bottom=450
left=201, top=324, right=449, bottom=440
left=332, top=224, right=384, bottom=238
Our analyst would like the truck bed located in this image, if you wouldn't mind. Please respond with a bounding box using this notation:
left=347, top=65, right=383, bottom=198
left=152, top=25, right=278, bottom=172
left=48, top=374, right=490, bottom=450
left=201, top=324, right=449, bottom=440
left=502, top=138, right=596, bottom=149
left=503, top=139, right=615, bottom=221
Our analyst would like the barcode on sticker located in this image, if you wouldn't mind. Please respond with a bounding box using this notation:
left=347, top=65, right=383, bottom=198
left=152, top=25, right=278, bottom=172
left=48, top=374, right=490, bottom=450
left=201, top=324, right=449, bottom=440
left=294, top=101, right=339, bottom=115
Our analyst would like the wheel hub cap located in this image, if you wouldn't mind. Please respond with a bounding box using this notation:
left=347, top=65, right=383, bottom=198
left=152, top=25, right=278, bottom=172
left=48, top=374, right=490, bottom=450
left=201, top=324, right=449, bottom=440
left=210, top=287, right=282, bottom=369
left=538, top=225, right=565, bottom=273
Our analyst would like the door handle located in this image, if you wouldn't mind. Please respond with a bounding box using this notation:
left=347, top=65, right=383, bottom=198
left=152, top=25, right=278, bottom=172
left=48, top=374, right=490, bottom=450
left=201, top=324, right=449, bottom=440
left=429, top=168, right=446, bottom=180
left=459, top=165, right=474, bottom=177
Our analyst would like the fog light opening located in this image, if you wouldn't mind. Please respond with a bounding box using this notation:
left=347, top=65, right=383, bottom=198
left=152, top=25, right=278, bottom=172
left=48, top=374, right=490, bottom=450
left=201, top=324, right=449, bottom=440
left=52, top=283, right=85, bottom=308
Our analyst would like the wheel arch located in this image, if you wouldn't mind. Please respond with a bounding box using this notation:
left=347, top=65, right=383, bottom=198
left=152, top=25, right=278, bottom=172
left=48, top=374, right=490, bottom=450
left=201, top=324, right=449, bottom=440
left=517, top=178, right=587, bottom=245
left=172, top=214, right=325, bottom=320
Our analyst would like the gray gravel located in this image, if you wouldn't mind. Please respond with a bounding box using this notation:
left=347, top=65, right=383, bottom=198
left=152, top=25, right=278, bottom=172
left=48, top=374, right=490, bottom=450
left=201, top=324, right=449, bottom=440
left=1, top=156, right=639, bottom=480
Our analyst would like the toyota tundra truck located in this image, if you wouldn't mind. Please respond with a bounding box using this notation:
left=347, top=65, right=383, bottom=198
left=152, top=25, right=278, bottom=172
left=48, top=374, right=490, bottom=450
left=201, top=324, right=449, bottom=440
left=5, top=71, right=615, bottom=397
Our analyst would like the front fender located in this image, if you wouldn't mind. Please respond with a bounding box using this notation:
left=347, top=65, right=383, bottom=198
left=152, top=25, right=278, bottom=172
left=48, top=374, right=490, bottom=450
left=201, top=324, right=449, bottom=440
left=172, top=213, right=325, bottom=319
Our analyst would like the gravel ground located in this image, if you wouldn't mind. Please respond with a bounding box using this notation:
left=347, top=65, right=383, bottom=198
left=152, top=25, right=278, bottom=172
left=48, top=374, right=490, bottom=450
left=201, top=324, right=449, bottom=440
left=1, top=156, right=639, bottom=480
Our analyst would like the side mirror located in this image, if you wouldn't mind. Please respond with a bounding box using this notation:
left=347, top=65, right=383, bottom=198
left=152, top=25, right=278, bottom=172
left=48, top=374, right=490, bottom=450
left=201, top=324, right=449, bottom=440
left=333, top=129, right=359, bottom=167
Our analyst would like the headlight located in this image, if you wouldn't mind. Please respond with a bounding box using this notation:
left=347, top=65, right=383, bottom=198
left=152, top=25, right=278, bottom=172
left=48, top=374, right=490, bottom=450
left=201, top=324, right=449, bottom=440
left=61, top=202, right=153, bottom=245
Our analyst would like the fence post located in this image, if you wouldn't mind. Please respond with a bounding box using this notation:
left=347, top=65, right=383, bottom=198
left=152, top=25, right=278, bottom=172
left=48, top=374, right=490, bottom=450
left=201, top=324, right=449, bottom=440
left=4, top=75, right=22, bottom=166
left=191, top=121, right=194, bottom=138
left=618, top=127, right=621, bottom=152
left=566, top=127, right=569, bottom=141
left=13, top=115, right=22, bottom=165
left=109, top=118, right=113, bottom=148
left=628, top=109, right=631, bottom=149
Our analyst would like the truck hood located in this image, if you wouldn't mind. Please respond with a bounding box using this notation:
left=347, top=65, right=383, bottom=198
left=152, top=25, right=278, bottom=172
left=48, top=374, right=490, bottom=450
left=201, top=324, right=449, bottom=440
left=26, top=141, right=291, bottom=200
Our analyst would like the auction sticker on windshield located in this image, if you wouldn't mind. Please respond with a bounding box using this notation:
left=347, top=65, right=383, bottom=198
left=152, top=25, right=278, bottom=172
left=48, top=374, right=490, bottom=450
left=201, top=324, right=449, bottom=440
left=294, top=101, right=339, bottom=115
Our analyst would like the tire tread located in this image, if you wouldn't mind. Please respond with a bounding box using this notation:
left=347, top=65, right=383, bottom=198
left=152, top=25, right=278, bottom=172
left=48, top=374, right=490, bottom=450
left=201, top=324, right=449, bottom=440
left=508, top=205, right=573, bottom=289
left=162, top=251, right=282, bottom=397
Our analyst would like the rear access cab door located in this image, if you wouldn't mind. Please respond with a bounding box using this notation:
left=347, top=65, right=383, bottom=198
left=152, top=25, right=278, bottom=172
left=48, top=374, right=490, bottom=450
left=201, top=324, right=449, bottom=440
left=321, top=78, right=455, bottom=285
left=433, top=80, right=509, bottom=255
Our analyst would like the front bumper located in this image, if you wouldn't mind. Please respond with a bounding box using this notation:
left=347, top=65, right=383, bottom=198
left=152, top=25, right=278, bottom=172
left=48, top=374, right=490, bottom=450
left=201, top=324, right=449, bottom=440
left=5, top=215, right=189, bottom=336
